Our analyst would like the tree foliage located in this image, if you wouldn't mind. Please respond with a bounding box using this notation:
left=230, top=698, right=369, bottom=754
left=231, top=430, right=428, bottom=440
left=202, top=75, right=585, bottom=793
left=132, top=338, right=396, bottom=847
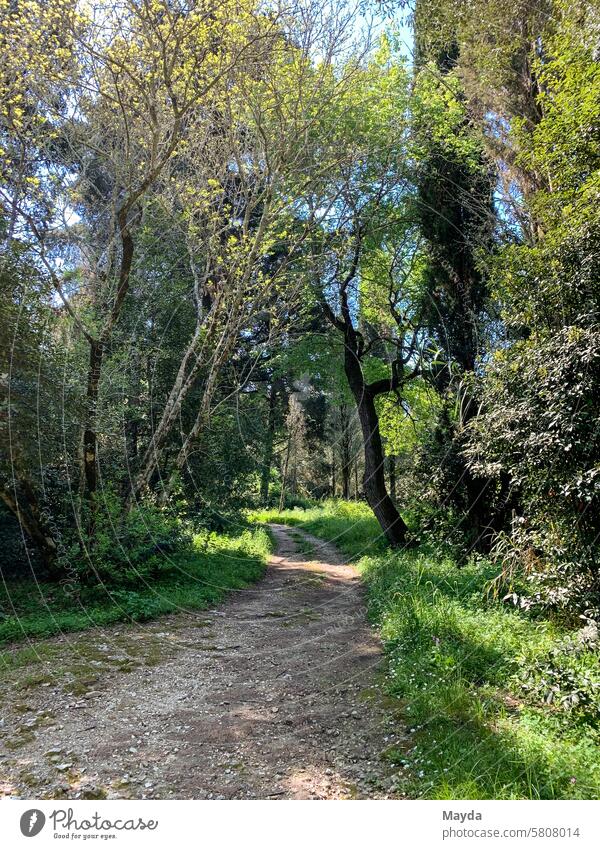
left=0, top=0, right=598, bottom=617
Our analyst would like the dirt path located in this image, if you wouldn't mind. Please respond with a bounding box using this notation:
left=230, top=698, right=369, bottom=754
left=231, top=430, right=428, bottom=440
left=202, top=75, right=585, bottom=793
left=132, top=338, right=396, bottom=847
left=0, top=524, right=404, bottom=800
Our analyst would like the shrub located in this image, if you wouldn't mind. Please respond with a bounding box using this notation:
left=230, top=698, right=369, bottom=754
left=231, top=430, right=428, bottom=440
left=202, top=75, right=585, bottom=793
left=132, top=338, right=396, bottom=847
left=515, top=622, right=600, bottom=722
left=466, top=327, right=600, bottom=614
left=72, top=489, right=190, bottom=587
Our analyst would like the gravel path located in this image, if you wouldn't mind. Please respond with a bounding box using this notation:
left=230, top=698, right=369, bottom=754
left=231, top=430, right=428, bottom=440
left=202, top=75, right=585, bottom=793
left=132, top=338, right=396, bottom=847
left=0, top=524, right=404, bottom=799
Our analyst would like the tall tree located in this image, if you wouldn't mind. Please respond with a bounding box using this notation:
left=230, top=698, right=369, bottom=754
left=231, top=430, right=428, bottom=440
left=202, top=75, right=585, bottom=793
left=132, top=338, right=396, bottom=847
left=307, top=44, right=426, bottom=545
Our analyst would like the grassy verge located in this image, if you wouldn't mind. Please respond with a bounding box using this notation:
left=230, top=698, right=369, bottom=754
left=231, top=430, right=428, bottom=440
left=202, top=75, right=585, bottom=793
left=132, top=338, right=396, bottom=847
left=254, top=501, right=600, bottom=799
left=0, top=526, right=271, bottom=646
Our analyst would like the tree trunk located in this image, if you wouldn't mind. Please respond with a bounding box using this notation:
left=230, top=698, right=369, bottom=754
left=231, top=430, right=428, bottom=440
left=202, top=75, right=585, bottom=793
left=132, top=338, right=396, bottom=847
left=157, top=330, right=238, bottom=505
left=129, top=300, right=237, bottom=506
left=355, top=388, right=409, bottom=546
left=82, top=216, right=134, bottom=525
left=278, top=434, right=291, bottom=512
left=339, top=401, right=351, bottom=500
left=83, top=338, right=103, bottom=500
left=1, top=483, right=58, bottom=574
left=126, top=343, right=141, bottom=463
left=341, top=465, right=350, bottom=500
left=260, top=380, right=279, bottom=504
left=344, top=347, right=409, bottom=547
left=130, top=322, right=205, bottom=503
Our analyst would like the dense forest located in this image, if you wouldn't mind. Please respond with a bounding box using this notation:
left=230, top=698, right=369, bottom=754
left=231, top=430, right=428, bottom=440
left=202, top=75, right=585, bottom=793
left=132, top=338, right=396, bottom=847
left=1, top=0, right=599, bottom=800
left=2, top=0, right=598, bottom=615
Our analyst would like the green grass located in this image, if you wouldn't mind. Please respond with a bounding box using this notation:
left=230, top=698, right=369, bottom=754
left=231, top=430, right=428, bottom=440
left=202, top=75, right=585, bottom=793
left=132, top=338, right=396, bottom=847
left=0, top=526, right=271, bottom=646
left=255, top=501, right=600, bottom=799
left=251, top=500, right=385, bottom=557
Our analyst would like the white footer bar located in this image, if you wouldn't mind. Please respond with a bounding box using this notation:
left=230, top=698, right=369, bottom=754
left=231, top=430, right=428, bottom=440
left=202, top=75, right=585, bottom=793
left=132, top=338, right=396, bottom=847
left=1, top=799, right=598, bottom=848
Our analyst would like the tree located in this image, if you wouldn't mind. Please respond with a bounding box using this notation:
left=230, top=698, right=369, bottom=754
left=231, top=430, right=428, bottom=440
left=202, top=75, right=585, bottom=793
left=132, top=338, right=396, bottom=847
left=1, top=0, right=285, bottom=528
left=305, top=43, right=427, bottom=545
left=0, top=0, right=372, bottom=565
left=0, top=256, right=76, bottom=572
left=409, top=6, right=501, bottom=546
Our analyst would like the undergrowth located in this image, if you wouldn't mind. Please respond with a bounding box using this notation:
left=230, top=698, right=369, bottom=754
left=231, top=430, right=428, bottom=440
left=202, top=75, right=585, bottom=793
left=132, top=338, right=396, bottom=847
left=0, top=526, right=270, bottom=645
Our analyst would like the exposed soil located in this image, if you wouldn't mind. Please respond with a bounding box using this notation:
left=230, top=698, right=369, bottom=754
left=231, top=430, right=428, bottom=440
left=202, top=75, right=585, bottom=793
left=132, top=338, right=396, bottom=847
left=0, top=524, right=405, bottom=799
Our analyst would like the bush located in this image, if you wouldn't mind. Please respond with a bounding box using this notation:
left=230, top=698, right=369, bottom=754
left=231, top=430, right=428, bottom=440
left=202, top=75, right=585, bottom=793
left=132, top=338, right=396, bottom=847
left=72, top=489, right=191, bottom=587
left=394, top=396, right=514, bottom=560
left=466, top=327, right=600, bottom=615
left=516, top=622, right=600, bottom=721
left=0, top=524, right=271, bottom=645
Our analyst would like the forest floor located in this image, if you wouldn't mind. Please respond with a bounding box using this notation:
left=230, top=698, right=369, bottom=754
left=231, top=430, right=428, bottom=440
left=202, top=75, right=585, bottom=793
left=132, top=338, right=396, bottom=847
left=0, top=524, right=404, bottom=800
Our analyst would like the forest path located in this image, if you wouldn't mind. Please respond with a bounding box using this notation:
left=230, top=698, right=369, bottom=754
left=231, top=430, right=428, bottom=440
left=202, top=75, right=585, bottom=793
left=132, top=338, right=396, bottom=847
left=0, top=524, right=404, bottom=799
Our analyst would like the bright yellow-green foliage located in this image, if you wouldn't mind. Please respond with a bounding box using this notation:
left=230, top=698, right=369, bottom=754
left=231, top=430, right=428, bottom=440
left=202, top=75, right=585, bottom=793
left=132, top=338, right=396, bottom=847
left=0, top=0, right=289, bottom=218
left=518, top=0, right=600, bottom=228
left=412, top=61, right=484, bottom=168
left=377, top=380, right=442, bottom=455
left=485, top=1, right=599, bottom=331
left=0, top=0, right=77, bottom=127
left=258, top=36, right=411, bottom=206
